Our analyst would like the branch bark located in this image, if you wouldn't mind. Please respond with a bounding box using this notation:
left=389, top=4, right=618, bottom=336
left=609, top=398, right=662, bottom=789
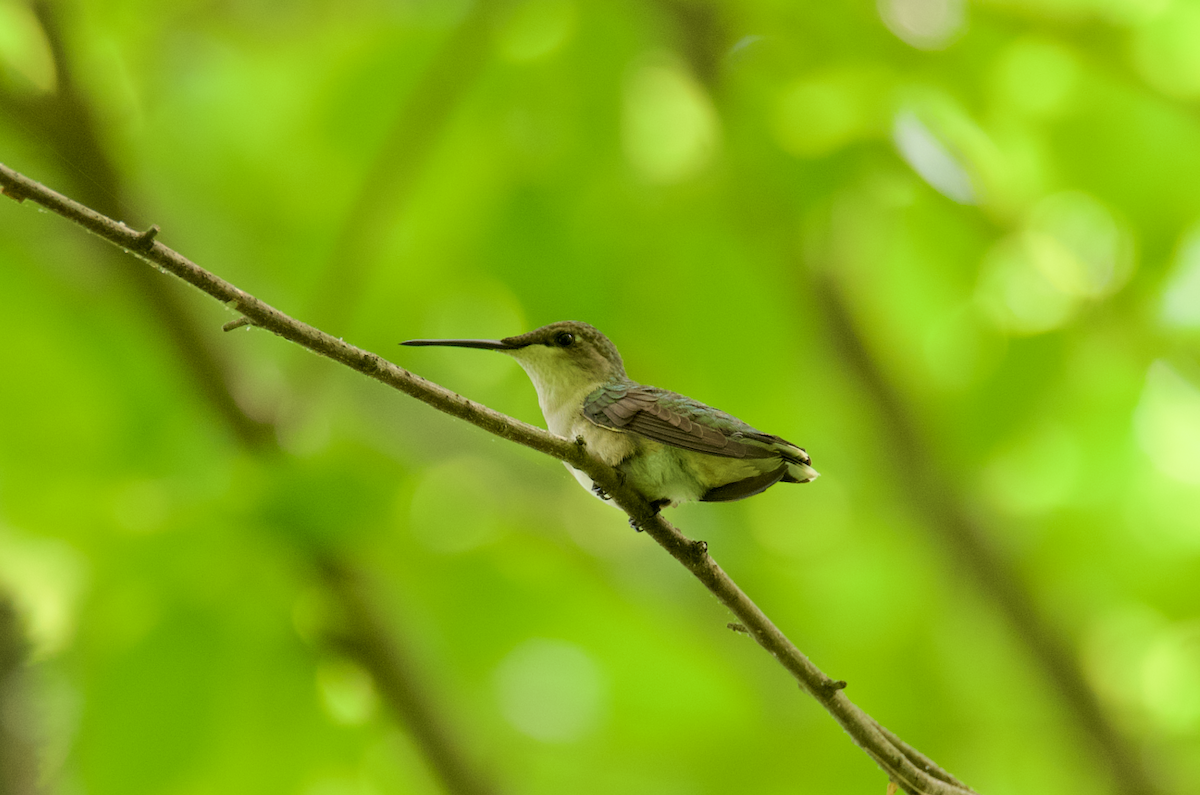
left=1, top=161, right=979, bottom=795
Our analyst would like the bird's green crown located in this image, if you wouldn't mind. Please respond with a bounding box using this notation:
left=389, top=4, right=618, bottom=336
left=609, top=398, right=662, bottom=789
left=501, top=321, right=626, bottom=381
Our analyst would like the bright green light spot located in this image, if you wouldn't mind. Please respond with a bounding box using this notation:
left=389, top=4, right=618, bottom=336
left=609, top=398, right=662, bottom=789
left=495, top=638, right=606, bottom=742
left=1027, top=191, right=1134, bottom=298
left=1141, top=623, right=1200, bottom=733
left=0, top=0, right=56, bottom=92
left=1162, top=228, right=1200, bottom=329
left=878, top=0, right=965, bottom=50
left=981, top=423, right=1081, bottom=516
left=317, top=659, right=378, bottom=725
left=497, top=0, right=577, bottom=63
left=406, top=456, right=510, bottom=553
left=1132, top=2, right=1200, bottom=99
left=977, top=233, right=1076, bottom=334
left=993, top=38, right=1079, bottom=117
left=0, top=525, right=87, bottom=660
left=1135, top=361, right=1200, bottom=485
left=622, top=56, right=719, bottom=184
left=774, top=79, right=863, bottom=158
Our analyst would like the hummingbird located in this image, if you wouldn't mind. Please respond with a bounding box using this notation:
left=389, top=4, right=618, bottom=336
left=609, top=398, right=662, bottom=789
left=402, top=321, right=817, bottom=518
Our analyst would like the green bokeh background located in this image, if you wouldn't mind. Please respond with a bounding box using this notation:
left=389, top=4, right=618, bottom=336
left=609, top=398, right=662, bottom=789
left=1, top=0, right=1199, bottom=793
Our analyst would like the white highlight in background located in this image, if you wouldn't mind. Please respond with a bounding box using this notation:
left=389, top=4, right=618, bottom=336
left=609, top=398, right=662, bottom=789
left=622, top=55, right=719, bottom=184
left=892, top=111, right=975, bottom=204
left=1135, top=361, right=1200, bottom=484
left=878, top=0, right=965, bottom=50
left=495, top=638, right=606, bottom=742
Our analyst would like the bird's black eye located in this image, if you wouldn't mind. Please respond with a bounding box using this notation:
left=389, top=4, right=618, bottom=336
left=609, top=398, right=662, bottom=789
left=554, top=331, right=575, bottom=347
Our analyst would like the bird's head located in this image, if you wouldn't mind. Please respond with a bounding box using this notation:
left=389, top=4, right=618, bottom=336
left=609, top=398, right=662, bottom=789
left=403, top=321, right=626, bottom=398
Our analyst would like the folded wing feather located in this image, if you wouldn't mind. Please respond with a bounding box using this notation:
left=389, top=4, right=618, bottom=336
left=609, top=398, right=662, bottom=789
left=584, top=385, right=777, bottom=460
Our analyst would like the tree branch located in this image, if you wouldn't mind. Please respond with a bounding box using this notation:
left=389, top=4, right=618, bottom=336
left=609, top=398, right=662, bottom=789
left=1, top=161, right=979, bottom=795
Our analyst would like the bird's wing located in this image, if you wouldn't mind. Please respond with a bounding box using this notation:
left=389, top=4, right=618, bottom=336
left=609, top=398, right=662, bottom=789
left=583, top=384, right=777, bottom=460
left=700, top=466, right=788, bottom=502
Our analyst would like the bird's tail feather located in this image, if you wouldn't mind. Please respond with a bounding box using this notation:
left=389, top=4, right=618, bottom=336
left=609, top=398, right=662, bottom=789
left=777, top=441, right=818, bottom=483
left=781, top=461, right=819, bottom=483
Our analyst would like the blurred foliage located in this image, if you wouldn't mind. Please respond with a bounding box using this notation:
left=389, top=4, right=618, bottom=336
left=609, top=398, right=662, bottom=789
left=1, top=0, right=1199, bottom=793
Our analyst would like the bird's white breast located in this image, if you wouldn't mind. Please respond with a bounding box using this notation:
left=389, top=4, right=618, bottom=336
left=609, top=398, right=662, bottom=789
left=510, top=353, right=634, bottom=498
left=554, top=404, right=635, bottom=502
left=543, top=382, right=635, bottom=469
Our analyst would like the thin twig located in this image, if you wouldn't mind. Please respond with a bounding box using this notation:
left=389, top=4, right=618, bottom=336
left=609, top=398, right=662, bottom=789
left=0, top=161, right=978, bottom=795
left=873, top=720, right=973, bottom=792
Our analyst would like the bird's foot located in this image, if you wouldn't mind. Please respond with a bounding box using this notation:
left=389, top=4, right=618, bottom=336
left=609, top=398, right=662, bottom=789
left=629, top=499, right=670, bottom=532
left=591, top=483, right=611, bottom=501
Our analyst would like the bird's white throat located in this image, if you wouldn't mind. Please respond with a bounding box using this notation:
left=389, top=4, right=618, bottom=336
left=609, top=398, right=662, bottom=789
left=507, top=347, right=607, bottom=437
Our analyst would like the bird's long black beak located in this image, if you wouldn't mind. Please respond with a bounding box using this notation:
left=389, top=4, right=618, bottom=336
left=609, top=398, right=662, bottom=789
left=401, top=338, right=520, bottom=351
